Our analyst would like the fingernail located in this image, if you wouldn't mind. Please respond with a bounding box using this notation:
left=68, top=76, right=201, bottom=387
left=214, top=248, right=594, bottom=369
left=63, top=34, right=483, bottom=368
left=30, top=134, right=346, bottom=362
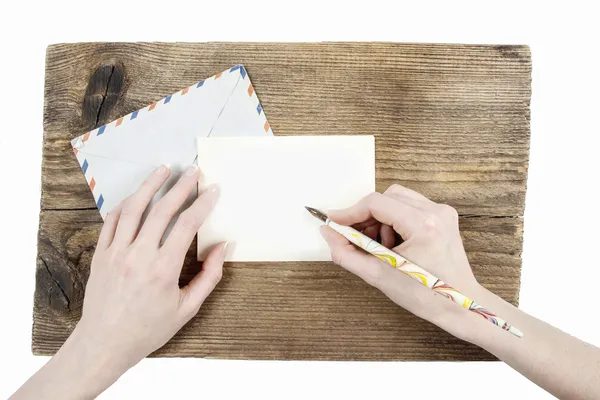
left=185, top=164, right=199, bottom=176
left=157, top=164, right=169, bottom=175
left=206, top=183, right=219, bottom=193
left=221, top=241, right=229, bottom=256
left=319, top=225, right=328, bottom=238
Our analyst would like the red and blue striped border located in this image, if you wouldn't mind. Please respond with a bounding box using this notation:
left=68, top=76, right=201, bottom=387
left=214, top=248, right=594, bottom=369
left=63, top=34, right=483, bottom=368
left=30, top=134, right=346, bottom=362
left=72, top=149, right=105, bottom=212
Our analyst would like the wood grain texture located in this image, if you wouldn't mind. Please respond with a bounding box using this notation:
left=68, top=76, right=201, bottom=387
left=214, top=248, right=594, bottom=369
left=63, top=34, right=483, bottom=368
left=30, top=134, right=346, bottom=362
left=36, top=42, right=531, bottom=360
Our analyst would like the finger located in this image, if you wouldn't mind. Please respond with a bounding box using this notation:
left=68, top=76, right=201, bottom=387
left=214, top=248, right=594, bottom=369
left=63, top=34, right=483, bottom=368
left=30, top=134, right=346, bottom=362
left=384, top=184, right=435, bottom=205
left=179, top=241, right=227, bottom=316
left=114, top=165, right=171, bottom=245
left=328, top=192, right=421, bottom=240
left=363, top=224, right=380, bottom=240
left=138, top=165, right=201, bottom=244
left=162, top=184, right=220, bottom=265
left=320, top=226, right=389, bottom=287
left=352, top=218, right=379, bottom=232
left=380, top=224, right=396, bottom=248
left=320, top=226, right=441, bottom=320
left=97, top=201, right=124, bottom=249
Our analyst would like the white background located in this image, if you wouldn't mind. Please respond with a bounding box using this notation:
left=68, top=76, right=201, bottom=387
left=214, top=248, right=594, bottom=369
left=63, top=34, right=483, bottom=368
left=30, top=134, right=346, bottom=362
left=0, top=1, right=598, bottom=399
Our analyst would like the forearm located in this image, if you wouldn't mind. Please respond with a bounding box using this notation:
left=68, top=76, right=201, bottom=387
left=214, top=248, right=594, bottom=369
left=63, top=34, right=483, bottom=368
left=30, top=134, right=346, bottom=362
left=11, top=327, right=127, bottom=400
left=466, top=285, right=600, bottom=400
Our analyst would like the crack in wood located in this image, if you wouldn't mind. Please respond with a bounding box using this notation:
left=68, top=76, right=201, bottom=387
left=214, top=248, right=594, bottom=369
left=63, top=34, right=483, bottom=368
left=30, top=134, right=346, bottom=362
left=41, top=208, right=521, bottom=220
left=40, top=257, right=71, bottom=312
left=459, top=214, right=522, bottom=219
left=81, top=64, right=125, bottom=128
left=43, top=207, right=99, bottom=212
left=94, top=65, right=115, bottom=127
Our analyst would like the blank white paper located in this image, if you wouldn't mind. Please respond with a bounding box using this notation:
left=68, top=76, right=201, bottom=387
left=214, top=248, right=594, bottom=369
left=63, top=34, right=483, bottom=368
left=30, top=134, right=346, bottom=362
left=196, top=136, right=375, bottom=262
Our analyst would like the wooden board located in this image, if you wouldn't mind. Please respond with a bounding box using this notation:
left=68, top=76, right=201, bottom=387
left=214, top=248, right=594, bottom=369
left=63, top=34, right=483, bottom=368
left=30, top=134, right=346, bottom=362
left=35, top=42, right=531, bottom=360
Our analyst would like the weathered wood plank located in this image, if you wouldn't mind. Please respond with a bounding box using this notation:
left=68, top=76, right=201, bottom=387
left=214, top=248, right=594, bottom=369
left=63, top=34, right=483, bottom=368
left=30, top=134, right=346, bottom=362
left=34, top=209, right=522, bottom=360
left=36, top=42, right=531, bottom=360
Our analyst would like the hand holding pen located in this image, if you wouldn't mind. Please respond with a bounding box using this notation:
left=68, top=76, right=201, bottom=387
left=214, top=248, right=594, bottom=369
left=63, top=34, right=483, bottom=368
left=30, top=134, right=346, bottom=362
left=311, top=184, right=523, bottom=339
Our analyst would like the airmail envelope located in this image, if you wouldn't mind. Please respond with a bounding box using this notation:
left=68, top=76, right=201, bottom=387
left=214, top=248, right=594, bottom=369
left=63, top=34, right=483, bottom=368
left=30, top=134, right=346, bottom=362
left=71, top=64, right=272, bottom=221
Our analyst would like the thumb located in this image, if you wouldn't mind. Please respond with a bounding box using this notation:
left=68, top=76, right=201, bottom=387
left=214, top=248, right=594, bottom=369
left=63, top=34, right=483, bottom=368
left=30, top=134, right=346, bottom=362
left=179, top=241, right=227, bottom=317
left=320, top=226, right=388, bottom=287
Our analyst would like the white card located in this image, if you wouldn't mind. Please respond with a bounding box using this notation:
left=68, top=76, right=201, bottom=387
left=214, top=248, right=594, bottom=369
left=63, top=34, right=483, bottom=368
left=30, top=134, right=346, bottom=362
left=197, top=136, right=376, bottom=262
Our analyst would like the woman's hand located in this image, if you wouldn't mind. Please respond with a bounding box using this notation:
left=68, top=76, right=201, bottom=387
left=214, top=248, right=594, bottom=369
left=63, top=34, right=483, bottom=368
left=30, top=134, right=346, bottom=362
left=321, top=183, right=600, bottom=400
left=77, top=164, right=225, bottom=369
left=320, top=184, right=481, bottom=340
left=12, top=165, right=225, bottom=399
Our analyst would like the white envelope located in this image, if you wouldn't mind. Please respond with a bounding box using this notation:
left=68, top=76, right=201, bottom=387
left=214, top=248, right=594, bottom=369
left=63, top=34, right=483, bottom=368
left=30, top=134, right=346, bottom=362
left=71, top=65, right=272, bottom=219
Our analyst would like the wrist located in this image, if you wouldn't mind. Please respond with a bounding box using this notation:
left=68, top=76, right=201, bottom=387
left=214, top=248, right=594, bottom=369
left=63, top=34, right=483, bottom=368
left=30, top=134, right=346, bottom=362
left=49, top=324, right=129, bottom=398
left=454, top=284, right=520, bottom=348
left=430, top=282, right=506, bottom=345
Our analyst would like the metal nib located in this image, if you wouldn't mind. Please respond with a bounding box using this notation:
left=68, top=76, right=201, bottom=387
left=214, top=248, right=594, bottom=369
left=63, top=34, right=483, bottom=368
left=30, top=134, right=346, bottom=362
left=305, top=206, right=328, bottom=222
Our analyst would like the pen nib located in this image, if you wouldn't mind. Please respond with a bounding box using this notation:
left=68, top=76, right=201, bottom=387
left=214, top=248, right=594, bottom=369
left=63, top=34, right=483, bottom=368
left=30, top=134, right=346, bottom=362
left=305, top=206, right=328, bottom=222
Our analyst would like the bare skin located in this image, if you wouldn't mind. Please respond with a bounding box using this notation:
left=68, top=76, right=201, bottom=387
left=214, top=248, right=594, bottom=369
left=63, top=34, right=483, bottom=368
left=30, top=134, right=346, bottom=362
left=12, top=171, right=600, bottom=399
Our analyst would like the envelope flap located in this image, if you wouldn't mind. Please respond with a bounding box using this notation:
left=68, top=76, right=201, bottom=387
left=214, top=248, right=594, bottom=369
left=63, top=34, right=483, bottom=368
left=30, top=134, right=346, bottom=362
left=209, top=76, right=273, bottom=137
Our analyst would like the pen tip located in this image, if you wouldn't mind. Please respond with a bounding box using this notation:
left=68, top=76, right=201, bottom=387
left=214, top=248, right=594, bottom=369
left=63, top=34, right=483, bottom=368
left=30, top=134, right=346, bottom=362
left=305, top=206, right=318, bottom=214
left=304, top=206, right=327, bottom=222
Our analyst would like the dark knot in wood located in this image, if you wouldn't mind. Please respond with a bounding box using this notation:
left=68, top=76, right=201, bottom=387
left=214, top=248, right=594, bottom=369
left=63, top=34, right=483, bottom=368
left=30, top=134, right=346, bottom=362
left=82, top=64, right=125, bottom=128
left=35, top=237, right=87, bottom=317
